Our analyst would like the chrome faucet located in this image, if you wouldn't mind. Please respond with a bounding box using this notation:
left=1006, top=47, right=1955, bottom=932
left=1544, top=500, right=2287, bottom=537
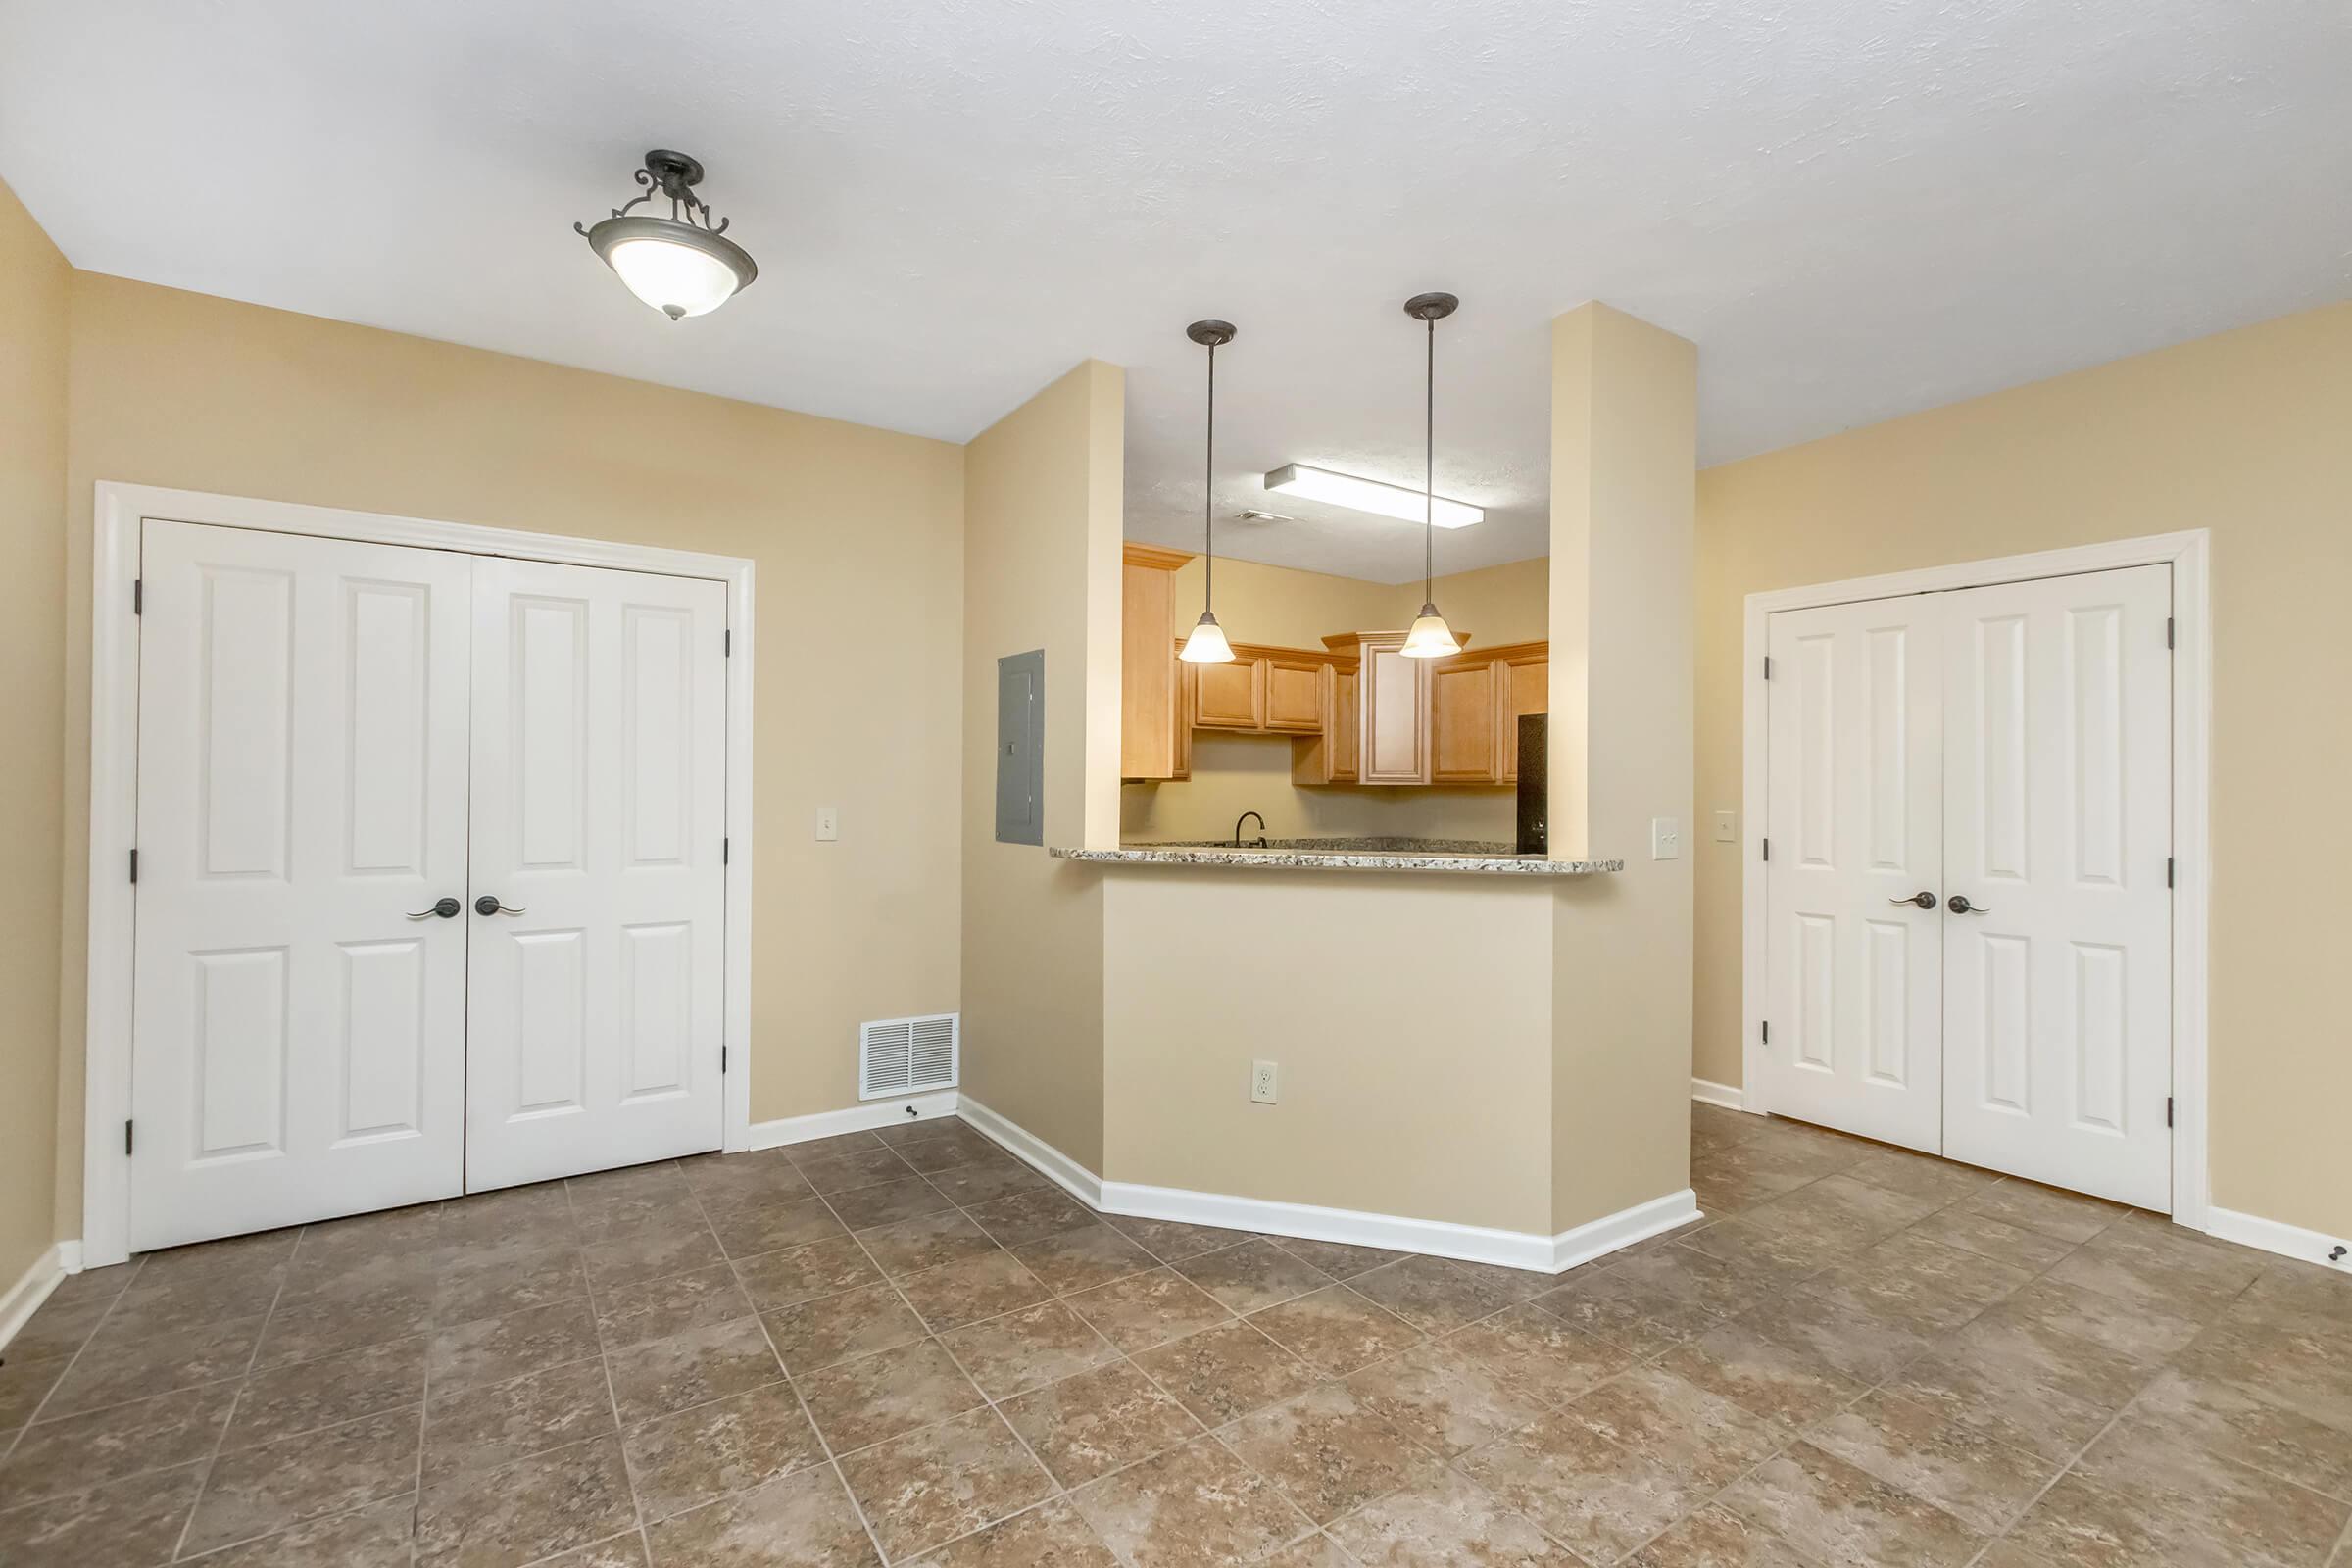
left=1233, top=811, right=1267, bottom=849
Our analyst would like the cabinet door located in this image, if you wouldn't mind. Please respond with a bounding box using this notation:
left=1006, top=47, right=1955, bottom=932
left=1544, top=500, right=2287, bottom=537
left=1358, top=637, right=1429, bottom=784
left=1120, top=563, right=1176, bottom=778
left=1263, top=658, right=1325, bottom=733
left=1498, top=655, right=1548, bottom=783
left=1431, top=660, right=1499, bottom=782
left=1329, top=667, right=1360, bottom=782
left=1193, top=656, right=1265, bottom=730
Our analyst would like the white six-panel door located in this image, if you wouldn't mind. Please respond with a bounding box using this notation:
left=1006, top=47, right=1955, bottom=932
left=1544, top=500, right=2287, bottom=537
left=1763, top=596, right=1945, bottom=1152
left=1940, top=565, right=2173, bottom=1207
left=464, top=558, right=729, bottom=1193
left=1762, top=564, right=2173, bottom=1210
left=131, top=521, right=473, bottom=1249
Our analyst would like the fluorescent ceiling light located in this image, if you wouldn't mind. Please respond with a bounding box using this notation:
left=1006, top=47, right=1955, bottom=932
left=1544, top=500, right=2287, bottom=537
left=1262, top=464, right=1483, bottom=529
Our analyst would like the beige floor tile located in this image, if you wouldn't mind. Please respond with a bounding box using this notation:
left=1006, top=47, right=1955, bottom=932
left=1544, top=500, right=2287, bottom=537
left=43, top=1309, right=268, bottom=1417
left=942, top=1300, right=1124, bottom=1399
left=789, top=1146, right=920, bottom=1195
left=964, top=1189, right=1100, bottom=1248
left=1657, top=1314, right=1871, bottom=1431
left=1169, top=1239, right=1333, bottom=1315
left=1720, top=1442, right=1984, bottom=1568
left=1065, top=1268, right=1235, bottom=1354
left=858, top=1209, right=1001, bottom=1280
left=1732, top=1286, right=1936, bottom=1385
left=1958, top=1179, right=2130, bottom=1245
left=1455, top=1407, right=1702, bottom=1564
left=1444, top=1303, right=1635, bottom=1407
left=1840, top=1147, right=2001, bottom=1206
left=1222, top=1382, right=1443, bottom=1526
left=1803, top=1391, right=2057, bottom=1534
left=181, top=1493, right=417, bottom=1567
left=622, top=1380, right=825, bottom=1522
left=706, top=1193, right=852, bottom=1257
left=912, top=1498, right=1119, bottom=1566
left=838, top=1407, right=1055, bottom=1560
left=1977, top=1277, right=2204, bottom=1363
left=798, top=1338, right=984, bottom=1453
left=731, top=1237, right=881, bottom=1313
left=1248, top=1285, right=1423, bottom=1376
left=2043, top=1217, right=2268, bottom=1322
left=898, top=1250, right=1055, bottom=1333
left=761, top=1282, right=927, bottom=1373
left=1012, top=1224, right=1160, bottom=1297
left=594, top=1262, right=758, bottom=1350
left=608, top=1315, right=786, bottom=1425
left=1327, top=1467, right=1574, bottom=1565
left=0, top=1460, right=209, bottom=1568
left=1348, top=1256, right=1524, bottom=1337
left=1272, top=1239, right=1407, bottom=1282
left=1070, top=1436, right=1310, bottom=1568
left=2062, top=1419, right=2352, bottom=1566
left=676, top=1147, right=816, bottom=1206
left=1623, top=1503, right=1820, bottom=1567
left=1902, top=1208, right=2080, bottom=1274
left=185, top=1406, right=421, bottom=1556
left=1130, top=1319, right=1324, bottom=1426
left=645, top=1465, right=877, bottom=1566
left=0, top=1378, right=237, bottom=1503
left=1563, top=1363, right=1789, bottom=1491
left=1001, top=1360, right=1203, bottom=1489
left=2089, top=1369, right=2352, bottom=1503
left=423, top=1356, right=616, bottom=1482
left=1343, top=1337, right=1551, bottom=1459
left=428, top=1298, right=601, bottom=1396
left=2003, top=1467, right=2343, bottom=1568
left=1793, top=1229, right=2036, bottom=1334
left=925, top=1160, right=1054, bottom=1208
left=1102, top=1217, right=1259, bottom=1264
left=416, top=1436, right=638, bottom=1565
left=433, top=1237, right=590, bottom=1325
left=223, top=1334, right=427, bottom=1449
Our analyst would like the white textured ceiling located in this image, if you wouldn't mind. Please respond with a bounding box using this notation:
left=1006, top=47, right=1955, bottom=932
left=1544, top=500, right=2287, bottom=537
left=5, top=2, right=2347, bottom=582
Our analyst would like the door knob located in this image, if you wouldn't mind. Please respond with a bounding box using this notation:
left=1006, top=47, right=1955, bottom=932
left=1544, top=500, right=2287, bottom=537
left=475, top=896, right=527, bottom=916
left=407, top=897, right=463, bottom=919
left=1948, top=894, right=1988, bottom=915
left=1888, top=891, right=1936, bottom=909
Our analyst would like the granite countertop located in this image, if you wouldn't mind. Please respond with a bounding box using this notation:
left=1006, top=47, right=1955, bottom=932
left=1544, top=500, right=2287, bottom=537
left=1048, top=837, right=1624, bottom=876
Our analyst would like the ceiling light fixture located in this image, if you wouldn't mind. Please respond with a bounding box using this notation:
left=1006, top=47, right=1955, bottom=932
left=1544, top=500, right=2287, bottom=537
left=1400, top=292, right=1463, bottom=660
left=1179, top=318, right=1239, bottom=664
left=575, top=149, right=758, bottom=320
left=1261, top=464, right=1483, bottom=529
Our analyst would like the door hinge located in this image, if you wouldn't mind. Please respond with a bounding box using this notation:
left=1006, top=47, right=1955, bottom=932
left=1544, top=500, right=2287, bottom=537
left=722, top=837, right=729, bottom=865
left=1761, top=837, right=1770, bottom=862
left=1760, top=1020, right=1770, bottom=1044
left=724, top=628, right=731, bottom=657
left=720, top=1045, right=727, bottom=1074
left=124, top=1119, right=134, bottom=1156
left=133, top=578, right=143, bottom=614
left=2166, top=616, right=2175, bottom=650
left=2167, top=1096, right=2175, bottom=1129
left=1761, top=656, right=1772, bottom=680
left=129, top=848, right=139, bottom=884
left=2167, top=856, right=2175, bottom=889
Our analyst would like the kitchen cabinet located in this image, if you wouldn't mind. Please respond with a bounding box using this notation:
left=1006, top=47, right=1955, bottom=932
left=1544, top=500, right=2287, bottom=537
left=1192, top=656, right=1265, bottom=729
left=1430, top=641, right=1549, bottom=786
left=1119, top=544, right=1191, bottom=779
left=1289, top=662, right=1360, bottom=785
left=1319, top=631, right=1436, bottom=785
left=1263, top=658, right=1326, bottom=733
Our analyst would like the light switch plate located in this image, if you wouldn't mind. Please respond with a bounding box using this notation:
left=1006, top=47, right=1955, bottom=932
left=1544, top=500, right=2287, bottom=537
left=1650, top=817, right=1682, bottom=860
left=1713, top=810, right=1738, bottom=844
left=815, top=807, right=840, bottom=842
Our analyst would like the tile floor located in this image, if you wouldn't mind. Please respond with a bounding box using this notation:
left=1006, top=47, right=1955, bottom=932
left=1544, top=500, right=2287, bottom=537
left=2, top=1105, right=2348, bottom=1566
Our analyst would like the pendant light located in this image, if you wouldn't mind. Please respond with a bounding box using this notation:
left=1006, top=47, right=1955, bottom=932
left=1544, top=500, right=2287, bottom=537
left=1399, top=291, right=1462, bottom=659
left=575, top=150, right=758, bottom=320
left=1179, top=318, right=1240, bottom=664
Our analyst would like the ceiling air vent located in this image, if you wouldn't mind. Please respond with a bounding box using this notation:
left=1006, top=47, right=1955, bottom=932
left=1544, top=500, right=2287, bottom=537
left=859, top=1013, right=959, bottom=1100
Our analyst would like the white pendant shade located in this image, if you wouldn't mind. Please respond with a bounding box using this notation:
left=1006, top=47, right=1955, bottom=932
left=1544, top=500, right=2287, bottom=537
left=1400, top=606, right=1460, bottom=659
left=607, top=235, right=746, bottom=319
left=1179, top=611, right=1236, bottom=663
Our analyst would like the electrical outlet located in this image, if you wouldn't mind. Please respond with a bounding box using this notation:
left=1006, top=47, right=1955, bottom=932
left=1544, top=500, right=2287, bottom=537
left=1713, top=810, right=1738, bottom=844
left=1650, top=817, right=1682, bottom=860
left=815, top=807, right=839, bottom=842
left=1250, top=1059, right=1278, bottom=1104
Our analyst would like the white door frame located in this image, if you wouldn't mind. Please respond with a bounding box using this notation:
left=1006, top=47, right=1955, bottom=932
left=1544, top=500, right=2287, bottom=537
left=1740, top=529, right=2211, bottom=1231
left=83, top=482, right=758, bottom=1267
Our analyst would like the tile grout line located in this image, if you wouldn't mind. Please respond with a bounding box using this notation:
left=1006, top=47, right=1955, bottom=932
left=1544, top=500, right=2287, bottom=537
left=166, top=1238, right=293, bottom=1563
left=566, top=1166, right=664, bottom=1568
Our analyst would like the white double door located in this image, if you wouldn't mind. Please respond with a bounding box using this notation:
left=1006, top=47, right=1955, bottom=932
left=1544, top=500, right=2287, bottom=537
left=130, top=520, right=727, bottom=1250
left=1762, top=564, right=2173, bottom=1209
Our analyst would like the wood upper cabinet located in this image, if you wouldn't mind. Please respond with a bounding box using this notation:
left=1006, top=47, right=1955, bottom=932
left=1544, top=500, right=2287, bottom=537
left=1119, top=544, right=1191, bottom=780
left=1431, top=641, right=1548, bottom=785
left=1338, top=632, right=1433, bottom=785
left=1288, top=662, right=1360, bottom=785
left=1192, top=656, right=1265, bottom=730
left=1262, top=658, right=1325, bottom=733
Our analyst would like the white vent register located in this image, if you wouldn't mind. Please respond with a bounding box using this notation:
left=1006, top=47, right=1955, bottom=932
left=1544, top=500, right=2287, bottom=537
left=860, top=1013, right=959, bottom=1100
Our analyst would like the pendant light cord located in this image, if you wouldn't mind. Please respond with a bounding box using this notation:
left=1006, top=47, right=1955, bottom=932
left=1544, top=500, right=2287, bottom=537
left=1423, top=314, right=1436, bottom=605
left=1204, top=338, right=1216, bottom=612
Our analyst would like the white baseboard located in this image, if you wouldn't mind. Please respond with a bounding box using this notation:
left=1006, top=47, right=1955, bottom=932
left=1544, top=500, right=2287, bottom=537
left=958, top=1095, right=1697, bottom=1275
left=2204, top=1205, right=2352, bottom=1275
left=747, top=1091, right=960, bottom=1152
left=956, top=1096, right=1104, bottom=1208
left=1691, top=1078, right=1753, bottom=1112
left=0, top=1243, right=69, bottom=1353
left=57, top=1240, right=84, bottom=1274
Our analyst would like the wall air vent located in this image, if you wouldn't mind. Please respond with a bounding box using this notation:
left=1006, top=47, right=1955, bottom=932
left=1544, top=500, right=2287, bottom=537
left=859, top=1013, right=959, bottom=1100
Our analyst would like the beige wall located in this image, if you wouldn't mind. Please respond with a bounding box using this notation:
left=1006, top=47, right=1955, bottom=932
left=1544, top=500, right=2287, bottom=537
left=1102, top=872, right=1556, bottom=1233
left=959, top=362, right=1125, bottom=1171
left=1549, top=304, right=1697, bottom=1231
left=1121, top=555, right=1548, bottom=845
left=0, top=179, right=68, bottom=1284
left=1694, top=302, right=2352, bottom=1239
left=55, top=275, right=965, bottom=1232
